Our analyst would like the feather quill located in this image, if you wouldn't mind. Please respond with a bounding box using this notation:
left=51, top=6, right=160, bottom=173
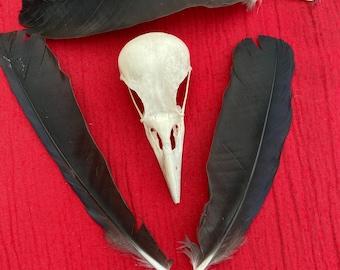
left=19, top=0, right=258, bottom=39
left=183, top=36, right=294, bottom=270
left=0, top=31, right=172, bottom=270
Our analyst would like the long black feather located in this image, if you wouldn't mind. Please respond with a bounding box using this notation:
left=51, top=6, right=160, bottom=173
left=19, top=0, right=258, bottom=39
left=0, top=31, right=172, bottom=270
left=184, top=36, right=294, bottom=270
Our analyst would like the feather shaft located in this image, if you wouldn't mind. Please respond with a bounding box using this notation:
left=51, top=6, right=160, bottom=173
left=0, top=31, right=171, bottom=270
left=184, top=36, right=294, bottom=270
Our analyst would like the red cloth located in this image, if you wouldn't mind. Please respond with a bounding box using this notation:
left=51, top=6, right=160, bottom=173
left=0, top=1, right=339, bottom=269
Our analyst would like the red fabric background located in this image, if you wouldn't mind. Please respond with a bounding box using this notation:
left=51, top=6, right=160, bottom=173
left=0, top=1, right=339, bottom=269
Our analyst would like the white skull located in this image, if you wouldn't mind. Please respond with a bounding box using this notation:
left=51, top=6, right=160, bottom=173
left=118, top=32, right=191, bottom=204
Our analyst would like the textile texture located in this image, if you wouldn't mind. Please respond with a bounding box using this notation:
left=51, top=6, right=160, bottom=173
left=0, top=1, right=339, bottom=269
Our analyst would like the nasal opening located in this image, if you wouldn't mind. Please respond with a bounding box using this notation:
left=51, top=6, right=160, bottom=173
left=151, top=125, right=178, bottom=151
left=170, top=125, right=178, bottom=150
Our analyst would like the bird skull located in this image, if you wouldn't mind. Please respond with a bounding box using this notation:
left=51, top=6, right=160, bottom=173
left=118, top=32, right=191, bottom=204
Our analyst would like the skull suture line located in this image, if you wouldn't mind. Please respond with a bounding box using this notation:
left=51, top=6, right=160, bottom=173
left=118, top=32, right=191, bottom=204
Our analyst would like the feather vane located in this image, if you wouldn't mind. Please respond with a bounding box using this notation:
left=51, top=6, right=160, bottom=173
left=19, top=0, right=258, bottom=38
left=0, top=31, right=172, bottom=270
left=184, top=36, right=294, bottom=270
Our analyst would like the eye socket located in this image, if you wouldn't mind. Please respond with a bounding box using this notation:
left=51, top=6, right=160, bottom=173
left=176, top=75, right=189, bottom=111
left=130, top=89, right=144, bottom=114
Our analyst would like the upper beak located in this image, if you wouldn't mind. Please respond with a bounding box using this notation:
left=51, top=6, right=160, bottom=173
left=162, top=145, right=181, bottom=204
left=143, top=115, right=184, bottom=204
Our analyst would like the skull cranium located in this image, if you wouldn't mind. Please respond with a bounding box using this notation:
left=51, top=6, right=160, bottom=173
left=118, top=32, right=191, bottom=204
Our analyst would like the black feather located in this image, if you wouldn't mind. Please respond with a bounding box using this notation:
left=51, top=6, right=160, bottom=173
left=0, top=31, right=172, bottom=270
left=19, top=0, right=257, bottom=39
left=184, top=36, right=294, bottom=270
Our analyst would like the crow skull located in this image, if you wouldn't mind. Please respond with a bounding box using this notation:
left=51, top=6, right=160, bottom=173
left=118, top=32, right=191, bottom=204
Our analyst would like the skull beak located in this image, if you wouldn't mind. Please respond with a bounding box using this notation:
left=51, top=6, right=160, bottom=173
left=143, top=115, right=184, bottom=204
left=163, top=146, right=181, bottom=204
